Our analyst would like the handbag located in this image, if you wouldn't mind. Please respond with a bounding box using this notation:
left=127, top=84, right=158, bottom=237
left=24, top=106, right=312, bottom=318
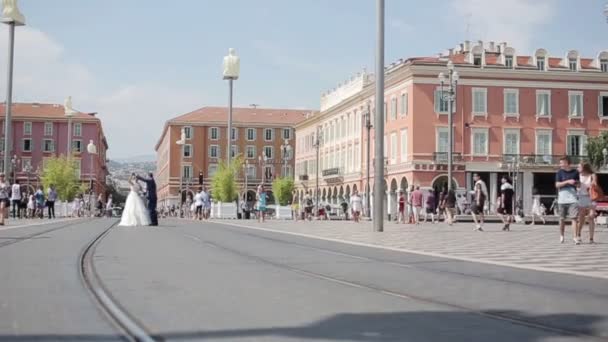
left=590, top=184, right=604, bottom=201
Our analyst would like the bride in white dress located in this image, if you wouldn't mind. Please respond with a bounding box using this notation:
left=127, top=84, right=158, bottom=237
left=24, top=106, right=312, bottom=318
left=119, top=175, right=151, bottom=227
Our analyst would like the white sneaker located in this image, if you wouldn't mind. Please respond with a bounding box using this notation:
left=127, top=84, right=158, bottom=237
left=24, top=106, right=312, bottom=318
left=574, top=238, right=581, bottom=245
left=560, top=236, right=564, bottom=243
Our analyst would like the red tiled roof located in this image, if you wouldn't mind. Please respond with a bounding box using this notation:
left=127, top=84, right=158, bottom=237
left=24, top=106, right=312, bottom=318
left=169, top=106, right=312, bottom=125
left=580, top=58, right=597, bottom=69
left=0, top=102, right=100, bottom=121
left=485, top=54, right=499, bottom=65
left=548, top=57, right=566, bottom=69
left=517, top=56, right=532, bottom=66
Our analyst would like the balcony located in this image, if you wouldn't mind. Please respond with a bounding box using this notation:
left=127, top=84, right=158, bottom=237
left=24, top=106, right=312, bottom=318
left=433, top=152, right=463, bottom=164
left=298, top=174, right=309, bottom=181
left=502, top=154, right=586, bottom=166
left=322, top=167, right=342, bottom=177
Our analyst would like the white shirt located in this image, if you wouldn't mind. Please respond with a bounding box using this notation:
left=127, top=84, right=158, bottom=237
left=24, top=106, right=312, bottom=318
left=11, top=184, right=21, bottom=200
left=194, top=192, right=204, bottom=206
left=350, top=195, right=363, bottom=211
left=106, top=199, right=113, bottom=210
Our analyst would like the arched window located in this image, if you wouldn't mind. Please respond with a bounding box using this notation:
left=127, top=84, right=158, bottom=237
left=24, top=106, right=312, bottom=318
left=534, top=48, right=548, bottom=71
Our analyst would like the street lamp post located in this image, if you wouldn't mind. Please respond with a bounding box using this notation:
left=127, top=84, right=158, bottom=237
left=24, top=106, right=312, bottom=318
left=65, top=96, right=76, bottom=160
left=603, top=148, right=608, bottom=169
left=438, top=61, right=459, bottom=192
left=87, top=140, right=97, bottom=217
left=364, top=103, right=373, bottom=218
left=312, top=126, right=323, bottom=218
left=1, top=0, right=25, bottom=177
left=176, top=128, right=186, bottom=205
left=223, top=48, right=240, bottom=168
left=10, top=154, right=19, bottom=183
left=258, top=154, right=268, bottom=186
left=373, top=0, right=385, bottom=232
left=281, top=139, right=292, bottom=178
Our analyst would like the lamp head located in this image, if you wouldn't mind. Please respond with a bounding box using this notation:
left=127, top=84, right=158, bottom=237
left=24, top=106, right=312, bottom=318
left=452, top=71, right=459, bottom=82
left=447, top=60, right=454, bottom=70
left=603, top=148, right=607, bottom=156
left=438, top=72, right=446, bottom=83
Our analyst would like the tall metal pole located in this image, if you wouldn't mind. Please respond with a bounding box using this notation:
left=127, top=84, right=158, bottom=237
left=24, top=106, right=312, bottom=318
left=366, top=104, right=372, bottom=218
left=3, top=22, right=16, bottom=178
left=227, top=79, right=233, bottom=167
left=315, top=126, right=320, bottom=218
left=66, top=117, right=72, bottom=159
left=447, top=83, right=453, bottom=192
left=89, top=154, right=93, bottom=216
left=373, top=0, right=385, bottom=232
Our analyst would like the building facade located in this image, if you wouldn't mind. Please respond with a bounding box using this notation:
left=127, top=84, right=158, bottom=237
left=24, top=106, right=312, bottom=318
left=295, top=41, right=608, bottom=217
left=0, top=103, right=110, bottom=194
left=155, top=106, right=310, bottom=207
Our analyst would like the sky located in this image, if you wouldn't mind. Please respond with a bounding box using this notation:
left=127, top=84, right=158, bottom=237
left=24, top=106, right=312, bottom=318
left=0, top=0, right=606, bottom=159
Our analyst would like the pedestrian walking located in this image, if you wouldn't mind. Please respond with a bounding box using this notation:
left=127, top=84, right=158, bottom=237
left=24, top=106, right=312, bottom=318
left=529, top=188, right=546, bottom=225
left=498, top=176, right=514, bottom=231
left=27, top=192, right=35, bottom=218
left=471, top=173, right=488, bottom=231
left=407, top=185, right=415, bottom=224
left=47, top=185, right=57, bottom=219
left=577, top=162, right=599, bottom=244
left=555, top=156, right=579, bottom=244
left=350, top=190, right=363, bottom=223
left=194, top=188, right=203, bottom=220
left=304, top=191, right=313, bottom=221
left=397, top=190, right=406, bottom=223
left=0, top=173, right=9, bottom=225
left=256, top=184, right=267, bottom=223
left=291, top=192, right=299, bottom=221
left=424, top=189, right=436, bottom=224
left=444, top=187, right=457, bottom=225
left=11, top=179, right=21, bottom=219
left=35, top=186, right=45, bottom=219
left=105, top=194, right=113, bottom=218
left=340, top=196, right=349, bottom=221
left=411, top=185, right=423, bottom=225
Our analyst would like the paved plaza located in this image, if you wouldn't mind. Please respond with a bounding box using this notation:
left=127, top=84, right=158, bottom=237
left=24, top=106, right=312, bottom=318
left=215, top=219, right=608, bottom=280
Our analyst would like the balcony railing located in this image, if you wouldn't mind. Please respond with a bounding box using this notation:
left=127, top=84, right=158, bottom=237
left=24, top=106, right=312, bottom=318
left=322, top=167, right=342, bottom=177
left=433, top=152, right=463, bottom=164
left=502, top=154, right=586, bottom=166
left=299, top=174, right=309, bottom=181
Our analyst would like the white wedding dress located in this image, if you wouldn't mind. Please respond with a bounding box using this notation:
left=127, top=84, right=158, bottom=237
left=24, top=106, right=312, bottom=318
left=119, top=183, right=151, bottom=227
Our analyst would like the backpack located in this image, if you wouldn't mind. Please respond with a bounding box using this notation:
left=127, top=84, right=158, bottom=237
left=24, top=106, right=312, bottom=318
left=590, top=184, right=604, bottom=201
left=306, top=198, right=313, bottom=206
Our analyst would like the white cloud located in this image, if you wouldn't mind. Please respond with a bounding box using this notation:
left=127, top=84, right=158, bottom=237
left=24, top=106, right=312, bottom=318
left=450, top=0, right=557, bottom=54
left=0, top=25, right=201, bottom=159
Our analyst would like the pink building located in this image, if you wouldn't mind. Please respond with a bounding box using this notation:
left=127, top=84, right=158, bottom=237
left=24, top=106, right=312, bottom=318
left=295, top=41, right=608, bottom=217
left=0, top=103, right=109, bottom=194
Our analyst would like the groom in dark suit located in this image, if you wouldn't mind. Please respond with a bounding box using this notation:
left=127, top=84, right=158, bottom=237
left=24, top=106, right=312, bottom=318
left=134, top=172, right=158, bottom=226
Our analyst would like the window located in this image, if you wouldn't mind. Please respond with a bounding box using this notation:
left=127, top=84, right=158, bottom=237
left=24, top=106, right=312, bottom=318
left=44, top=122, right=53, bottom=136
left=390, top=132, right=397, bottom=164
left=436, top=127, right=449, bottom=153
left=230, top=145, right=238, bottom=158
left=400, top=129, right=407, bottom=163
left=472, top=88, right=487, bottom=115
left=231, top=127, right=237, bottom=141
left=434, top=89, right=449, bottom=113
left=73, top=160, right=81, bottom=179
left=503, top=129, right=520, bottom=155
left=182, top=165, right=192, bottom=179
left=567, top=133, right=587, bottom=157
left=22, top=138, right=32, bottom=152
left=43, top=139, right=55, bottom=152
left=283, top=166, right=292, bottom=178
left=209, top=127, right=219, bottom=140
left=72, top=140, right=82, bottom=153
left=569, top=58, right=577, bottom=71
left=568, top=91, right=583, bottom=118
left=505, top=56, right=513, bottom=68
left=536, top=130, right=552, bottom=156
left=245, top=165, right=256, bottom=179
left=209, top=145, right=219, bottom=158
left=504, top=89, right=519, bottom=116
left=536, top=90, right=551, bottom=117
left=537, top=57, right=545, bottom=71
left=264, top=128, right=274, bottom=141
left=599, top=93, right=608, bottom=118
left=21, top=158, right=31, bottom=172
left=264, top=165, right=273, bottom=181
left=74, top=123, right=82, bottom=137
left=400, top=93, right=408, bottom=116
left=390, top=98, right=397, bottom=120
left=601, top=59, right=608, bottom=73
left=184, top=126, right=192, bottom=139
left=473, top=54, right=482, bottom=66
left=246, top=145, right=256, bottom=159
left=283, top=128, right=291, bottom=140
left=183, top=144, right=192, bottom=157
left=208, top=164, right=218, bottom=177
left=472, top=128, right=488, bottom=156
left=23, top=122, right=32, bottom=135
left=247, top=128, right=256, bottom=141
left=264, top=146, right=273, bottom=159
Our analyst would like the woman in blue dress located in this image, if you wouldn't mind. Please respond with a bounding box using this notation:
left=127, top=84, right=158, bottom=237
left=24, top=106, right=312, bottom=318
left=257, top=184, right=267, bottom=223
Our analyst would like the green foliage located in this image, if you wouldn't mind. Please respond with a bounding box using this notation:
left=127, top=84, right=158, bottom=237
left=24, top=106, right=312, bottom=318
left=40, top=156, right=83, bottom=202
left=211, top=155, right=244, bottom=202
left=272, top=177, right=294, bottom=206
left=585, top=132, right=608, bottom=169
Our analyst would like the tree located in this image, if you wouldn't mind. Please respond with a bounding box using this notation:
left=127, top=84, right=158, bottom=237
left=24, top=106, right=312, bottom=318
left=40, top=156, right=84, bottom=202
left=211, top=155, right=243, bottom=202
left=272, top=177, right=294, bottom=206
left=585, top=131, right=608, bottom=169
